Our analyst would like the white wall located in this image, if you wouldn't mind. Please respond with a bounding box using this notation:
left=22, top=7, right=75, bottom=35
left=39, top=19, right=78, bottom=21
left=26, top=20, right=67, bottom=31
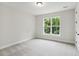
left=75, top=3, right=79, bottom=50
left=0, top=5, right=35, bottom=49
left=35, top=9, right=75, bottom=44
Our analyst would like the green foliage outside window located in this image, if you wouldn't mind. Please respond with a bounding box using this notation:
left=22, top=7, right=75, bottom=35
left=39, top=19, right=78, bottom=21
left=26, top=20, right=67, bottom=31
left=44, top=16, right=60, bottom=34
left=44, top=17, right=51, bottom=34
left=44, top=27, right=50, bottom=34
left=44, top=17, right=51, bottom=27
left=52, top=16, right=60, bottom=26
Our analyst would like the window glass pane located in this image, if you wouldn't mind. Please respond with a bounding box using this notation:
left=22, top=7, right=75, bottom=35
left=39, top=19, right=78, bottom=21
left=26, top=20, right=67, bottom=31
left=52, top=27, right=60, bottom=34
left=44, top=27, right=50, bottom=34
left=56, top=27, right=60, bottom=34
left=52, top=16, right=60, bottom=26
left=52, top=27, right=55, bottom=34
left=44, top=17, right=51, bottom=27
left=52, top=17, right=56, bottom=26
left=55, top=17, right=60, bottom=26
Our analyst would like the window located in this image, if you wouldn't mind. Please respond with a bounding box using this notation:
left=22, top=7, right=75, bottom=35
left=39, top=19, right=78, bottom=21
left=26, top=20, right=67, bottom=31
left=43, top=16, right=60, bottom=35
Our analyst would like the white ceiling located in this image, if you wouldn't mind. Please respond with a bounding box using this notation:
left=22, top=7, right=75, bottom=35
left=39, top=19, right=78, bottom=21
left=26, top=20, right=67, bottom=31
left=0, top=2, right=76, bottom=15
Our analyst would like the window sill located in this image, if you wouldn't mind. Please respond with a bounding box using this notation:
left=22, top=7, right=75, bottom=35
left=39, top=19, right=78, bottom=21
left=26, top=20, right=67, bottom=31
left=43, top=33, right=61, bottom=36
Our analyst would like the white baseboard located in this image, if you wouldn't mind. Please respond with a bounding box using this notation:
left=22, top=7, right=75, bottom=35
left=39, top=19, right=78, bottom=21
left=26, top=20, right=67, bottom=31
left=0, top=38, right=32, bottom=50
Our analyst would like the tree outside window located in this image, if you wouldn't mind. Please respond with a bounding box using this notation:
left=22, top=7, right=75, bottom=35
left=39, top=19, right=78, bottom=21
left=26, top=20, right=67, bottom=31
left=43, top=16, right=60, bottom=35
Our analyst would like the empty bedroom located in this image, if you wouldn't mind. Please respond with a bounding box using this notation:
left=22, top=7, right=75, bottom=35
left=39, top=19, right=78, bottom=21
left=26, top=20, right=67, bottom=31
left=0, top=2, right=79, bottom=56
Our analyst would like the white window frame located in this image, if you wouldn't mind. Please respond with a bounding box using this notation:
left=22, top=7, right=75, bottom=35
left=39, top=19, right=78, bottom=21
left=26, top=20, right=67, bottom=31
left=43, top=16, right=61, bottom=36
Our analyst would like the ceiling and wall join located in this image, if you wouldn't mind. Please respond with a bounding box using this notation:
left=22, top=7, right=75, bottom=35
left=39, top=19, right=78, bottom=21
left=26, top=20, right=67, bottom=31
left=0, top=2, right=76, bottom=15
